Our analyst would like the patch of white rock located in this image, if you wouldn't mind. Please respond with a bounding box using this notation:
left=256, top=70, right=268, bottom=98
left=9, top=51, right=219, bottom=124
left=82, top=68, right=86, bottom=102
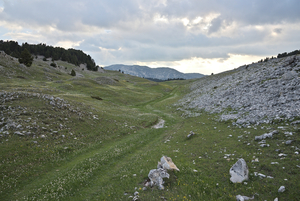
left=176, top=55, right=300, bottom=126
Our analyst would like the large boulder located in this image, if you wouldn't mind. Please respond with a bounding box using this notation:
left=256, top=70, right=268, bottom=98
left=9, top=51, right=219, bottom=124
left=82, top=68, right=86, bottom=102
left=147, top=156, right=179, bottom=190
left=230, top=159, right=249, bottom=183
left=157, top=156, right=180, bottom=171
left=148, top=168, right=170, bottom=190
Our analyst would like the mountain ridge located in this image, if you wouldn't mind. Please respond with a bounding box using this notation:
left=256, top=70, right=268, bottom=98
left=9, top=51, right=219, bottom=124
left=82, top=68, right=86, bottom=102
left=104, top=64, right=206, bottom=80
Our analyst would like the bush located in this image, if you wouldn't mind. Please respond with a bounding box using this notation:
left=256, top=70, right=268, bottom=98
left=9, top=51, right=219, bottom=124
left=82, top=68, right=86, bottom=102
left=71, top=69, right=76, bottom=76
left=50, top=62, right=57, bottom=68
left=18, top=48, right=33, bottom=67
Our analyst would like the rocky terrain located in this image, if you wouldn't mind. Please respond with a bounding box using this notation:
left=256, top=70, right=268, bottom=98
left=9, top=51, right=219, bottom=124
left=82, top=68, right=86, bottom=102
left=176, top=54, right=300, bottom=126
left=0, top=91, right=95, bottom=140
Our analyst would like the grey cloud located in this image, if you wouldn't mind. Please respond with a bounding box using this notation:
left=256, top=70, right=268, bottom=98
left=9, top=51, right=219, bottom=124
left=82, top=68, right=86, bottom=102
left=274, top=28, right=282, bottom=34
left=158, top=0, right=300, bottom=25
left=1, top=0, right=300, bottom=70
left=208, top=17, right=223, bottom=34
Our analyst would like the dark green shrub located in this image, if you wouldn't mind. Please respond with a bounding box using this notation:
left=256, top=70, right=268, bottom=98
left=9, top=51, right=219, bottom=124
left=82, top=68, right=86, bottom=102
left=18, top=48, right=33, bottom=67
left=71, top=69, right=76, bottom=76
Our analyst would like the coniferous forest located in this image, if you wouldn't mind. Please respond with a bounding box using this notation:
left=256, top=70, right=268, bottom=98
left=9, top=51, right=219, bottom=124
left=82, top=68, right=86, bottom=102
left=0, top=40, right=97, bottom=71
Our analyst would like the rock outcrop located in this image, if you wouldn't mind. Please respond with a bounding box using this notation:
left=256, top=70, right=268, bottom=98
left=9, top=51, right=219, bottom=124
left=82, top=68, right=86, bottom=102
left=176, top=55, right=300, bottom=126
left=147, top=156, right=179, bottom=190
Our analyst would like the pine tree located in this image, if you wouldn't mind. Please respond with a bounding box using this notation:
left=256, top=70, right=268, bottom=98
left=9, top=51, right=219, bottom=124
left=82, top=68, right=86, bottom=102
left=71, top=69, right=76, bottom=76
left=18, top=48, right=33, bottom=67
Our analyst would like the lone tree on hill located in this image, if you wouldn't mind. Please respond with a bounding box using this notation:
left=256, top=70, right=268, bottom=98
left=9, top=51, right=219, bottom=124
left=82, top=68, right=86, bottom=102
left=18, top=48, right=33, bottom=67
left=71, top=69, right=76, bottom=76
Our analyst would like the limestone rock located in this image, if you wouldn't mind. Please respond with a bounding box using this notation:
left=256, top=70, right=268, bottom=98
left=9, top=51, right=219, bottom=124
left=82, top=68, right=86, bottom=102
left=187, top=131, right=195, bottom=138
left=255, top=130, right=278, bottom=141
left=285, top=140, right=293, bottom=145
left=278, top=186, right=285, bottom=193
left=14, top=131, right=24, bottom=136
left=175, top=54, right=300, bottom=126
left=236, top=195, right=254, bottom=201
left=148, top=168, right=170, bottom=190
left=158, top=156, right=180, bottom=171
left=230, top=159, right=249, bottom=183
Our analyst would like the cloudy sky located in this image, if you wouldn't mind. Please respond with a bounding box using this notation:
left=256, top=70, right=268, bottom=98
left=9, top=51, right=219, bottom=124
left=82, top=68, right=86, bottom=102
left=0, top=0, right=300, bottom=74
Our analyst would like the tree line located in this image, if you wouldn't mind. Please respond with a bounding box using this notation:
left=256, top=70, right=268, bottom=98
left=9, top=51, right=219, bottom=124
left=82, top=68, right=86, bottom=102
left=0, top=40, right=97, bottom=71
left=277, top=49, right=300, bottom=59
left=256, top=49, right=300, bottom=64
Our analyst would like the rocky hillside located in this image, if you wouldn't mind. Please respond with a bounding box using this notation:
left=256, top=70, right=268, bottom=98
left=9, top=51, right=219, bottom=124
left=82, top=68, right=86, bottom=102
left=176, top=54, right=300, bottom=126
left=104, top=64, right=205, bottom=80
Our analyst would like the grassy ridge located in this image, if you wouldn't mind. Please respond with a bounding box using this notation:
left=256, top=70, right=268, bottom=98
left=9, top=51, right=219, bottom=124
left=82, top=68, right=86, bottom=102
left=0, top=55, right=299, bottom=200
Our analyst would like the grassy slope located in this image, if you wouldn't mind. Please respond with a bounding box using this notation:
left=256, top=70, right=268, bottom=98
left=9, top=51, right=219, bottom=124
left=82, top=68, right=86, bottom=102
left=0, top=56, right=299, bottom=200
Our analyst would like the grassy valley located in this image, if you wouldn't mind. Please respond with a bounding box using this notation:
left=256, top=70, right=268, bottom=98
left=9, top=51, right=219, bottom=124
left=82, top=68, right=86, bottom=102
left=0, top=53, right=299, bottom=200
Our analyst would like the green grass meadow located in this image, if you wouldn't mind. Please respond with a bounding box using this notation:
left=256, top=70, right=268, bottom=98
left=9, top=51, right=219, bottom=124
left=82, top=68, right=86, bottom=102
left=0, top=56, right=299, bottom=200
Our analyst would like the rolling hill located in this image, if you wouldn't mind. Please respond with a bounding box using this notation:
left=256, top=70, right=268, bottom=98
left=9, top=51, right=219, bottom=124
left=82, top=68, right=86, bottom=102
left=104, top=64, right=205, bottom=80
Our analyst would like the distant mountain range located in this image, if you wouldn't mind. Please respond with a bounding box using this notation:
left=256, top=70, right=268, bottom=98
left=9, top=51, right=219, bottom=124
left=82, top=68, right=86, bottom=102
left=104, top=64, right=205, bottom=80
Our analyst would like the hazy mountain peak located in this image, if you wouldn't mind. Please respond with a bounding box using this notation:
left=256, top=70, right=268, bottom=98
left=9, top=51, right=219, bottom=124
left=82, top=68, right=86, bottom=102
left=104, top=64, right=205, bottom=80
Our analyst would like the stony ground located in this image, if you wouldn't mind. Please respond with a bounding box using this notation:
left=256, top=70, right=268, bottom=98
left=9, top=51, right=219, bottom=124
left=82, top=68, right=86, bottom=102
left=176, top=54, right=300, bottom=127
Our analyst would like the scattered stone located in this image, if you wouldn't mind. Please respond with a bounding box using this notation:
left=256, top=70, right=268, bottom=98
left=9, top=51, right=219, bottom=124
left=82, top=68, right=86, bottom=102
left=14, top=131, right=24, bottom=136
left=132, top=195, right=139, bottom=201
left=285, top=140, right=293, bottom=145
left=257, top=173, right=266, bottom=178
left=278, top=186, right=285, bottom=193
left=271, top=162, right=279, bottom=165
left=255, top=130, right=278, bottom=141
left=291, top=120, right=300, bottom=125
left=278, top=153, right=287, bottom=157
left=260, top=144, right=269, bottom=147
left=230, top=158, right=249, bottom=183
left=284, top=131, right=293, bottom=136
left=152, top=119, right=165, bottom=129
left=236, top=194, right=254, bottom=201
left=187, top=131, right=195, bottom=138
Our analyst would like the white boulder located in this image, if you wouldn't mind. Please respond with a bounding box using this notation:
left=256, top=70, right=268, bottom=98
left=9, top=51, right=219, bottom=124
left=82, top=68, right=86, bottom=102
left=158, top=156, right=180, bottom=171
left=148, top=168, right=170, bottom=190
left=230, top=158, right=249, bottom=183
left=278, top=186, right=285, bottom=193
